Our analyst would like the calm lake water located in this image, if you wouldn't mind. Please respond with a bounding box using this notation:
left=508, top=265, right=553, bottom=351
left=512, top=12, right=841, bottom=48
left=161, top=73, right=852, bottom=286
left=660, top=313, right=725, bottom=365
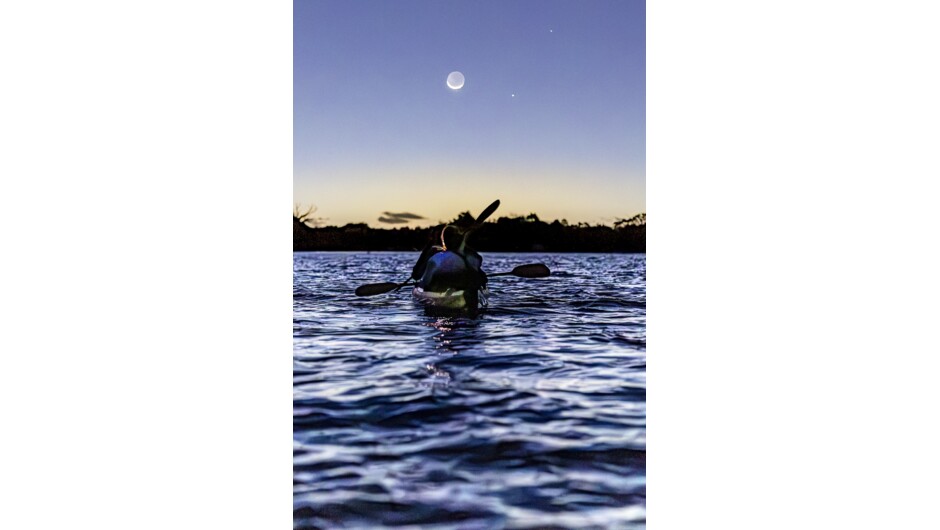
left=294, top=252, right=646, bottom=529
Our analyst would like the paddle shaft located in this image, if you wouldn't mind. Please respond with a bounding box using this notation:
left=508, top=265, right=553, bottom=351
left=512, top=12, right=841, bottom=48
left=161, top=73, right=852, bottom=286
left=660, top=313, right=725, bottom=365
left=355, top=263, right=549, bottom=296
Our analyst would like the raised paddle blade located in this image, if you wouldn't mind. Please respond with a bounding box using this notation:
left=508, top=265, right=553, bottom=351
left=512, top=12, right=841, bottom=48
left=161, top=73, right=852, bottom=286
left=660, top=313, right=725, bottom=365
left=511, top=263, right=551, bottom=278
left=474, top=199, right=500, bottom=226
left=461, top=199, right=501, bottom=253
left=355, top=282, right=402, bottom=297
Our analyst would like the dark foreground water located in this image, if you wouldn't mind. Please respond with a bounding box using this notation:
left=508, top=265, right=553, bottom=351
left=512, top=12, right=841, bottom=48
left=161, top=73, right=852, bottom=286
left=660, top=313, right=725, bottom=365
left=294, top=252, right=646, bottom=529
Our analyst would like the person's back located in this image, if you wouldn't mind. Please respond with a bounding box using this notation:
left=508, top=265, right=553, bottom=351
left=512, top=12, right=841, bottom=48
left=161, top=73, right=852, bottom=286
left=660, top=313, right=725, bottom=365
left=412, top=225, right=487, bottom=292
left=418, top=250, right=478, bottom=292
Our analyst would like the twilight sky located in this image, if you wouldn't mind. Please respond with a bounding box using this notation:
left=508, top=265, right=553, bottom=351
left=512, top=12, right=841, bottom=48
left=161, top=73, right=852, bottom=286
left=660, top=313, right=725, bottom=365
left=294, top=0, right=645, bottom=227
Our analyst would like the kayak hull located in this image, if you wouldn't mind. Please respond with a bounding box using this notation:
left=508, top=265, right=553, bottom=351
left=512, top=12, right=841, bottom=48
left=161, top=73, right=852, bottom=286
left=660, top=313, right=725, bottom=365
left=412, top=287, right=469, bottom=309
left=413, top=286, right=488, bottom=310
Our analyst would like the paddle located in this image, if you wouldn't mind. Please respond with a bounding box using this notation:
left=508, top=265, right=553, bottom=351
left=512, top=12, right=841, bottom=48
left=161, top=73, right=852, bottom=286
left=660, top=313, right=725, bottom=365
left=472, top=199, right=500, bottom=227
left=459, top=199, right=500, bottom=254
left=487, top=263, right=551, bottom=278
left=354, top=263, right=551, bottom=297
left=354, top=281, right=414, bottom=297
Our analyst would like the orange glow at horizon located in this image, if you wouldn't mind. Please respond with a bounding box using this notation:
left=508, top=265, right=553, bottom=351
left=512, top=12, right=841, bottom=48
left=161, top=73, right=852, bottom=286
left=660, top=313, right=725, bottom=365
left=294, top=164, right=645, bottom=228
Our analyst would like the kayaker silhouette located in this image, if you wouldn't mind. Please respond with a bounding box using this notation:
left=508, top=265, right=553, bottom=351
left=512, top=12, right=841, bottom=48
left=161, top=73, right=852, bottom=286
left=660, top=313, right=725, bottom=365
left=353, top=199, right=550, bottom=308
left=411, top=223, right=488, bottom=308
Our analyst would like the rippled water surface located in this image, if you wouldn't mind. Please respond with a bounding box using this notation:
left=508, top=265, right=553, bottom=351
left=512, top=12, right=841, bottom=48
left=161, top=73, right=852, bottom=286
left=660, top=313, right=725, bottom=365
left=294, top=252, right=646, bottom=529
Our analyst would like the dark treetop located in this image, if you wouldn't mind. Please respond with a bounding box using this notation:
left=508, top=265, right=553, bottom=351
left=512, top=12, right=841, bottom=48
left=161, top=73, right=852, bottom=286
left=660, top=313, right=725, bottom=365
left=294, top=212, right=645, bottom=253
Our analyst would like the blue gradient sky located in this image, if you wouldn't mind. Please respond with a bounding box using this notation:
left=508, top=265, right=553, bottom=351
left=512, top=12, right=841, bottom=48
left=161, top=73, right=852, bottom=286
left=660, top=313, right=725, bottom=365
left=295, top=0, right=645, bottom=227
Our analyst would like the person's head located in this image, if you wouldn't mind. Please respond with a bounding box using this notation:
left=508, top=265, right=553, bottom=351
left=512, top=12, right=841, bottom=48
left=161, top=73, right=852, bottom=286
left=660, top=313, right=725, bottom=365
left=443, top=224, right=468, bottom=250
left=426, top=224, right=469, bottom=253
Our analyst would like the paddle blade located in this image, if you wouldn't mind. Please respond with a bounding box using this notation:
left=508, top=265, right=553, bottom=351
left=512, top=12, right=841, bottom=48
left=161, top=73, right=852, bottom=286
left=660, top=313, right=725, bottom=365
left=355, top=282, right=402, bottom=296
left=474, top=199, right=500, bottom=226
left=511, top=263, right=551, bottom=278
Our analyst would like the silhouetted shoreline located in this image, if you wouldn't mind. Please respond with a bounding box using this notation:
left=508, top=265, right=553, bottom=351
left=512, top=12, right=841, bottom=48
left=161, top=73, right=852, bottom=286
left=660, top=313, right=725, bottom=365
left=294, top=212, right=645, bottom=253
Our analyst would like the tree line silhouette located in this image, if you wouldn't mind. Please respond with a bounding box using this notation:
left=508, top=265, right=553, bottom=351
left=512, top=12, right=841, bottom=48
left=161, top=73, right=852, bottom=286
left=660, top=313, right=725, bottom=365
left=294, top=207, right=645, bottom=253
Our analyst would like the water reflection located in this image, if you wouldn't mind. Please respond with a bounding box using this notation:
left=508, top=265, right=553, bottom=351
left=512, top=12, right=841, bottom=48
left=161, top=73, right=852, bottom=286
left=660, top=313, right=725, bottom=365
left=424, top=315, right=483, bottom=356
left=422, top=363, right=452, bottom=388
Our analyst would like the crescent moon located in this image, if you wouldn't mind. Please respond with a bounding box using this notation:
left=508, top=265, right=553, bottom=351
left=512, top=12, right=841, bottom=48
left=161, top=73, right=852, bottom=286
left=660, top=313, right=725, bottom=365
left=446, top=71, right=465, bottom=90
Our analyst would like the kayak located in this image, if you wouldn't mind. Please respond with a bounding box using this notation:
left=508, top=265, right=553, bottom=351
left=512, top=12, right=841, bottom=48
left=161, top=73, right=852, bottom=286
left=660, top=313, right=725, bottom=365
left=413, top=250, right=487, bottom=310
left=413, top=287, right=476, bottom=309
left=354, top=202, right=554, bottom=308
left=408, top=203, right=498, bottom=311
left=353, top=200, right=550, bottom=308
